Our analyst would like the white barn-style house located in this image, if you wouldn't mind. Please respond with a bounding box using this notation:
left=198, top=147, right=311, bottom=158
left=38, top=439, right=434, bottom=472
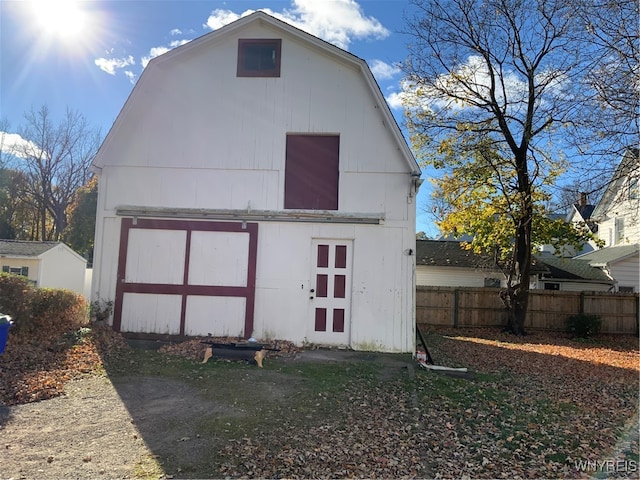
left=90, top=12, right=421, bottom=352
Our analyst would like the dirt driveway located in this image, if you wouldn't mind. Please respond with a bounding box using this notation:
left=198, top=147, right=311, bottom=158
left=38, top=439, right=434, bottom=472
left=0, top=349, right=415, bottom=479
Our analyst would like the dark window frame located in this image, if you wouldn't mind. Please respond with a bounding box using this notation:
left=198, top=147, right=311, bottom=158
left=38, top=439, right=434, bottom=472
left=237, top=39, right=282, bottom=77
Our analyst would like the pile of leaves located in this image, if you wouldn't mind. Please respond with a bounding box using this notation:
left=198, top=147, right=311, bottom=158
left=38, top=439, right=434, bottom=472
left=0, top=320, right=129, bottom=405
left=159, top=337, right=301, bottom=362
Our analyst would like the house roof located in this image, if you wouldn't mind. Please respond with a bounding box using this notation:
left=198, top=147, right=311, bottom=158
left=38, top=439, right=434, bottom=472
left=416, top=239, right=610, bottom=282
left=0, top=240, right=61, bottom=257
left=575, top=243, right=640, bottom=266
left=592, top=148, right=640, bottom=221
left=572, top=204, right=595, bottom=221
left=535, top=255, right=612, bottom=282
left=416, top=239, right=498, bottom=269
left=0, top=239, right=87, bottom=264
left=93, top=11, right=420, bottom=176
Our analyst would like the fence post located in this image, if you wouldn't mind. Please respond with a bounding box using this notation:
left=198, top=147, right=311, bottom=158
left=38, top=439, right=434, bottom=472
left=580, top=291, right=585, bottom=315
left=451, top=289, right=459, bottom=328
left=636, top=295, right=640, bottom=337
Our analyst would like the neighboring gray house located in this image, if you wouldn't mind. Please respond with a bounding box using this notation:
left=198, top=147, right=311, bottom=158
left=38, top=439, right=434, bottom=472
left=0, top=240, right=87, bottom=295
left=417, top=240, right=614, bottom=292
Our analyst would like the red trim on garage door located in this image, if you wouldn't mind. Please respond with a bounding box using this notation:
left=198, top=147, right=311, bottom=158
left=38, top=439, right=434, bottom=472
left=113, top=218, right=258, bottom=337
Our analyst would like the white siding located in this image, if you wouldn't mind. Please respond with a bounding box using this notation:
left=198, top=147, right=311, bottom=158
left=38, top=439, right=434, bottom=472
left=38, top=245, right=86, bottom=294
left=416, top=266, right=503, bottom=288
left=609, top=255, right=640, bottom=292
left=97, top=26, right=412, bottom=218
left=91, top=17, right=417, bottom=352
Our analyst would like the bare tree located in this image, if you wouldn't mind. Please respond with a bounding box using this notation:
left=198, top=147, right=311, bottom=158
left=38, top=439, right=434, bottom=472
left=9, top=106, right=101, bottom=241
left=402, top=0, right=595, bottom=334
left=578, top=0, right=639, bottom=156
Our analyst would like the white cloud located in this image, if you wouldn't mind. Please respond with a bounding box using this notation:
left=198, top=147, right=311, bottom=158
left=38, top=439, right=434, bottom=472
left=205, top=9, right=245, bottom=30
left=170, top=28, right=182, bottom=35
left=141, top=39, right=192, bottom=68
left=385, top=90, right=407, bottom=110
left=0, top=132, right=44, bottom=159
left=94, top=55, right=135, bottom=75
left=124, top=70, right=136, bottom=84
left=205, top=0, right=389, bottom=50
left=141, top=46, right=170, bottom=68
left=397, top=55, right=529, bottom=114
left=369, top=59, right=401, bottom=81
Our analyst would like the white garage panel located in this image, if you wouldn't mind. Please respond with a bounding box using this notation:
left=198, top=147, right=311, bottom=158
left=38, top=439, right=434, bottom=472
left=188, top=231, right=249, bottom=286
left=126, top=229, right=186, bottom=284
left=121, top=293, right=182, bottom=334
left=184, top=296, right=246, bottom=336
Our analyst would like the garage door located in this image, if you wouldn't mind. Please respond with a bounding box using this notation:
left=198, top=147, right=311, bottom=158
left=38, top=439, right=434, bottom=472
left=112, top=218, right=258, bottom=337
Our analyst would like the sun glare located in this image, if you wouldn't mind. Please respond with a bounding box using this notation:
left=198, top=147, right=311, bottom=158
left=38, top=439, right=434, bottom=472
left=30, top=0, right=87, bottom=38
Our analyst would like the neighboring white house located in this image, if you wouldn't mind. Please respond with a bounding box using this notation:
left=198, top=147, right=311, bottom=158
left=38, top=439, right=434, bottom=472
left=591, top=148, right=640, bottom=247
left=417, top=240, right=614, bottom=292
left=575, top=148, right=640, bottom=292
left=0, top=240, right=87, bottom=295
left=576, top=244, right=639, bottom=293
left=90, top=12, right=421, bottom=352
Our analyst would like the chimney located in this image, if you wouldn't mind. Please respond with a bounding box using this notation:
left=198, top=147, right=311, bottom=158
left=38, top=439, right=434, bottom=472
left=578, top=192, right=587, bottom=207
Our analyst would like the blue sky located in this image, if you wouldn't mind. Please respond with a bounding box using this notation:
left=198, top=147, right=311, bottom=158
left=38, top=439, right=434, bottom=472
left=0, top=0, right=437, bottom=234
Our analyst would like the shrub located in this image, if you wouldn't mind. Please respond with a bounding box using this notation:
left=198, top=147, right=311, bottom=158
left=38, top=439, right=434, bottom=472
left=0, top=273, right=34, bottom=332
left=0, top=273, right=88, bottom=334
left=566, top=313, right=602, bottom=338
left=31, top=288, right=88, bottom=332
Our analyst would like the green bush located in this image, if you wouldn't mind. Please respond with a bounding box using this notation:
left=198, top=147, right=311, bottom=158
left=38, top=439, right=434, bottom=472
left=0, top=273, right=88, bottom=334
left=566, top=313, right=602, bottom=338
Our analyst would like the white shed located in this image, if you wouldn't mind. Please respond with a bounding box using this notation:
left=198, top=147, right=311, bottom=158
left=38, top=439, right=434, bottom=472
left=0, top=240, right=87, bottom=295
left=90, top=12, right=421, bottom=352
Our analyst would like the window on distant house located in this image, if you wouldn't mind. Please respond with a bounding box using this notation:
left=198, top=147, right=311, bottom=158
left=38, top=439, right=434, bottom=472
left=629, top=177, right=638, bottom=200
left=284, top=134, right=340, bottom=210
left=619, top=286, right=634, bottom=293
left=2, top=266, right=28, bottom=276
left=544, top=282, right=560, bottom=290
left=615, top=217, right=625, bottom=244
left=484, top=278, right=500, bottom=288
left=237, top=39, right=281, bottom=77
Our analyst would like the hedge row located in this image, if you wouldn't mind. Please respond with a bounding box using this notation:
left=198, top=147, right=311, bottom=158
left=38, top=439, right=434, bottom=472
left=0, top=273, right=87, bottom=335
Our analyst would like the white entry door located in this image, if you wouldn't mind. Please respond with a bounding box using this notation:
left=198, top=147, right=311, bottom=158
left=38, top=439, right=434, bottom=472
left=308, top=239, right=352, bottom=346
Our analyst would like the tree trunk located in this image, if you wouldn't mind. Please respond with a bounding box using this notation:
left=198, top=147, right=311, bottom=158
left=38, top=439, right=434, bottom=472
left=504, top=186, right=534, bottom=335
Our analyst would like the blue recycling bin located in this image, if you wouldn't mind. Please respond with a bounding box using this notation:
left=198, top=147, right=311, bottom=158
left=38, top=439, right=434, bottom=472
left=0, top=316, right=13, bottom=355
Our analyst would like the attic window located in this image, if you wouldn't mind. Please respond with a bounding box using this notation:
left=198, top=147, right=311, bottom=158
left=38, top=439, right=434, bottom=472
left=237, top=39, right=281, bottom=77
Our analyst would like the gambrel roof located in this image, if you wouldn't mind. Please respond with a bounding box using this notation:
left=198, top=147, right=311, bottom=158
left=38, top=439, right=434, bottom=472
left=93, top=10, right=420, bottom=176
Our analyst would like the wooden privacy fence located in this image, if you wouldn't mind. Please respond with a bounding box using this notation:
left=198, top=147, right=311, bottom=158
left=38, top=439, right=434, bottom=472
left=416, top=286, right=640, bottom=335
